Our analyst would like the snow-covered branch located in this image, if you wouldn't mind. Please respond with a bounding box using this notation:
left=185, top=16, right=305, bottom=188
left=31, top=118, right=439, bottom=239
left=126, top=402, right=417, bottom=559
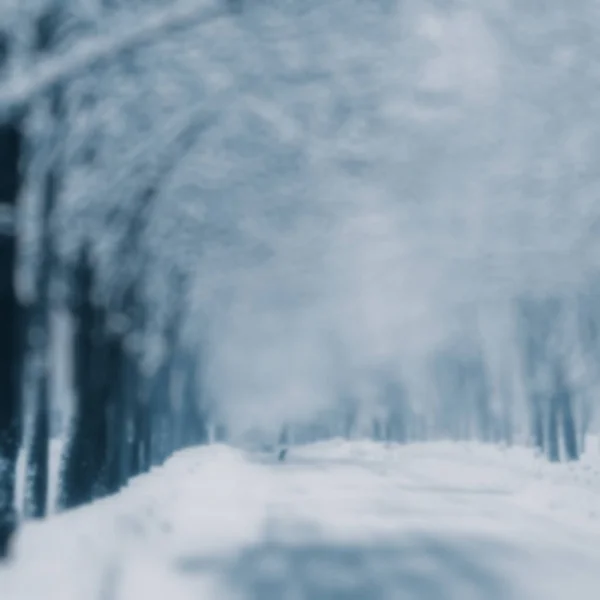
left=0, top=0, right=228, bottom=116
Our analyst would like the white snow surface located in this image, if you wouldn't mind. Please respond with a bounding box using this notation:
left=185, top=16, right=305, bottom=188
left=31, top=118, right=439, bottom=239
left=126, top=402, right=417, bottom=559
left=3, top=439, right=600, bottom=599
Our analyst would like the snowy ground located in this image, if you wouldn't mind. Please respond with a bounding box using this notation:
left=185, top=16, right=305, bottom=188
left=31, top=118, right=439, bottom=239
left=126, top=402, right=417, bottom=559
left=3, top=439, right=600, bottom=600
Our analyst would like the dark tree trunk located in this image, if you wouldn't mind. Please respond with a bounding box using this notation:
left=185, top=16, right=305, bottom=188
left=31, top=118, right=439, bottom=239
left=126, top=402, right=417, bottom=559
left=561, top=391, right=579, bottom=461
left=156, top=412, right=173, bottom=466
left=25, top=0, right=70, bottom=520
left=150, top=363, right=171, bottom=467
left=343, top=413, right=355, bottom=439
left=128, top=372, right=142, bottom=480
left=101, top=334, right=126, bottom=496
left=385, top=412, right=407, bottom=444
left=277, top=424, right=289, bottom=448
left=214, top=424, right=228, bottom=443
left=0, top=122, right=22, bottom=559
left=547, top=390, right=560, bottom=463
left=109, top=282, right=146, bottom=482
left=123, top=346, right=143, bottom=480
left=111, top=336, right=135, bottom=491
left=380, top=378, right=408, bottom=443
left=531, top=395, right=545, bottom=453
left=136, top=386, right=152, bottom=474
left=554, top=367, right=579, bottom=461
left=500, top=381, right=513, bottom=446
left=475, top=370, right=492, bottom=443
left=180, top=352, right=207, bottom=448
left=578, top=399, right=592, bottom=459
left=149, top=284, right=185, bottom=464
left=62, top=248, right=109, bottom=509
left=25, top=152, right=61, bottom=519
left=26, top=377, right=49, bottom=518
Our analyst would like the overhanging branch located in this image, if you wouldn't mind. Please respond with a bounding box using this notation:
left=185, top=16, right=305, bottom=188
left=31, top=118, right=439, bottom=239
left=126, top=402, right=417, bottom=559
left=0, top=1, right=227, bottom=116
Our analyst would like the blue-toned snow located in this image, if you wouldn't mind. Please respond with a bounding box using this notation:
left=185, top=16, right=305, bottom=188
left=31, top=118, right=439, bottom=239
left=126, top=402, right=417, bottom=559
left=3, top=439, right=600, bottom=599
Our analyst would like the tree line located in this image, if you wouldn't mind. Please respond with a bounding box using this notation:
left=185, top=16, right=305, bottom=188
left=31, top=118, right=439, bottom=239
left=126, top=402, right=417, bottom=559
left=2, top=0, right=600, bottom=562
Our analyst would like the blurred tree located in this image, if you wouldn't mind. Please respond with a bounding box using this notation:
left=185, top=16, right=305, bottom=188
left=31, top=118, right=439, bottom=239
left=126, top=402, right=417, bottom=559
left=0, top=122, right=22, bottom=557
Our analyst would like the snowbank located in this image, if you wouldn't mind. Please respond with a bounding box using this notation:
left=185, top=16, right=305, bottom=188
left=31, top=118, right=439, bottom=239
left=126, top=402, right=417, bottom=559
left=1, top=440, right=600, bottom=599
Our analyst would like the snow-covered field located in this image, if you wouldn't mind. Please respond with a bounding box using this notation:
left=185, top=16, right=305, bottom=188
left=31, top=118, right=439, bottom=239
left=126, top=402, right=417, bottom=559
left=3, top=439, right=600, bottom=599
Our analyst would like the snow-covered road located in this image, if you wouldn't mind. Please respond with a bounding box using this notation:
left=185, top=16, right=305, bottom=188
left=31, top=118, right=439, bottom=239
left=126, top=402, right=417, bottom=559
left=3, top=440, right=600, bottom=599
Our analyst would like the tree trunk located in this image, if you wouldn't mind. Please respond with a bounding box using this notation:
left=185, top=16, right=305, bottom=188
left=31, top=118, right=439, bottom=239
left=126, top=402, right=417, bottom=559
left=25, top=0, right=70, bottom=521
left=180, top=353, right=207, bottom=448
left=561, top=391, right=579, bottom=461
left=555, top=367, right=579, bottom=461
left=26, top=377, right=49, bottom=518
left=0, top=122, right=22, bottom=559
left=475, top=373, right=492, bottom=443
left=62, top=248, right=109, bottom=509
left=531, top=394, right=545, bottom=453
left=547, top=391, right=560, bottom=463
left=150, top=362, right=173, bottom=466
left=120, top=349, right=141, bottom=480
left=136, top=386, right=152, bottom=474
left=25, top=152, right=61, bottom=519
left=102, top=334, right=126, bottom=496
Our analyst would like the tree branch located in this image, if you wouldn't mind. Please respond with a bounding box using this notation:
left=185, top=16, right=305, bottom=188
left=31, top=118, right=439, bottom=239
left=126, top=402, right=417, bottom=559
left=0, top=0, right=227, bottom=116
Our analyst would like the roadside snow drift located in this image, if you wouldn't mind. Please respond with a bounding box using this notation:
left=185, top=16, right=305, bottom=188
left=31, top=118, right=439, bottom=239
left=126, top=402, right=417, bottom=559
left=2, top=440, right=600, bottom=599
